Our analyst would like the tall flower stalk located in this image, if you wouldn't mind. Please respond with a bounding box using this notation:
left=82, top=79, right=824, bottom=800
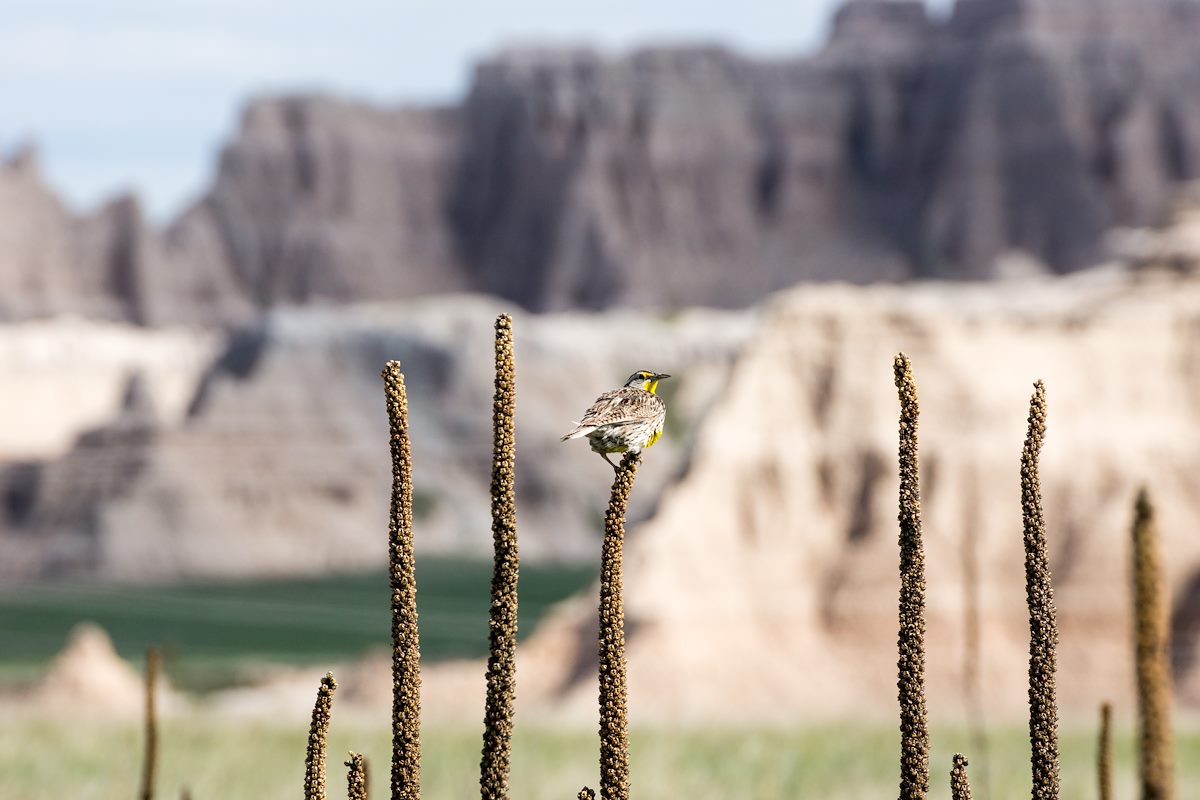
left=894, top=353, right=929, bottom=800
left=347, top=752, right=369, bottom=800
left=1098, top=702, right=1113, bottom=800
left=1021, top=380, right=1059, bottom=800
left=480, top=314, right=520, bottom=800
left=597, top=452, right=640, bottom=800
left=961, top=472, right=990, bottom=800
left=950, top=754, right=972, bottom=800
left=1131, top=489, right=1175, bottom=800
left=304, top=673, right=338, bottom=800
left=383, top=361, right=422, bottom=800
left=139, top=646, right=160, bottom=800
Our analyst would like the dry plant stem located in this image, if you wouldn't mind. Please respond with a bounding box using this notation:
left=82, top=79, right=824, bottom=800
left=480, top=314, right=520, bottom=800
left=304, top=673, right=338, bottom=800
left=1021, top=380, right=1059, bottom=800
left=383, top=361, right=422, bottom=800
left=598, top=452, right=640, bottom=800
left=961, top=471, right=990, bottom=800
left=950, top=754, right=972, bottom=800
left=1132, top=490, right=1175, bottom=800
left=578, top=789, right=596, bottom=800
left=1098, top=702, right=1113, bottom=800
left=347, top=752, right=369, bottom=800
left=139, top=646, right=160, bottom=800
left=894, top=354, right=929, bottom=800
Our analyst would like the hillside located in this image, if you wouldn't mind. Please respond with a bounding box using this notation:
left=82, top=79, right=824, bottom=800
left=0, top=298, right=752, bottom=578
left=3, top=0, right=1200, bottom=322
left=512, top=264, right=1200, bottom=721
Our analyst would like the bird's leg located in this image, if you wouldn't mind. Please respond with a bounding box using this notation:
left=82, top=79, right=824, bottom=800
left=601, top=452, right=618, bottom=471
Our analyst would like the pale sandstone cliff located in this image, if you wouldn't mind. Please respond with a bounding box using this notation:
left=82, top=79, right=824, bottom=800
left=194, top=263, right=1200, bottom=724
left=0, top=298, right=752, bottom=579
left=0, top=318, right=219, bottom=459
left=504, top=268, right=1200, bottom=721
left=14, top=209, right=1200, bottom=724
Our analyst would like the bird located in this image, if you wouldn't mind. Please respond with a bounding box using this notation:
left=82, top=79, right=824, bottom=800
left=560, top=370, right=670, bottom=469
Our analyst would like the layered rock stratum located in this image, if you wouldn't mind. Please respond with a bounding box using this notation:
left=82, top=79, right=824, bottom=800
left=4, top=0, right=1200, bottom=320
left=506, top=273, right=1200, bottom=721
left=7, top=204, right=1200, bottom=723
left=0, top=298, right=752, bottom=578
left=0, top=318, right=219, bottom=459
left=131, top=249, right=1200, bottom=724
left=5, top=0, right=1200, bottom=723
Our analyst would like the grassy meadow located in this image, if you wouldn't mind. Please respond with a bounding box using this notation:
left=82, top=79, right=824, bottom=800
left=3, top=719, right=1198, bottom=800
left=0, top=558, right=595, bottom=690
left=1, top=332, right=1191, bottom=800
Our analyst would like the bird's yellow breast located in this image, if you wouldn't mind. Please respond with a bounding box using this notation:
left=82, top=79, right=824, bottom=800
left=644, top=427, right=663, bottom=448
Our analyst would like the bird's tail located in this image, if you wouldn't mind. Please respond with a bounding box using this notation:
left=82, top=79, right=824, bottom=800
left=560, top=424, right=590, bottom=441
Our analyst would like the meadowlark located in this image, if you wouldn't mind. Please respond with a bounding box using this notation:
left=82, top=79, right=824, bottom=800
left=560, top=370, right=670, bottom=469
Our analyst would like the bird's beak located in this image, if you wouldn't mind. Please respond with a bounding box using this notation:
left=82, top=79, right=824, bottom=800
left=654, top=373, right=671, bottom=381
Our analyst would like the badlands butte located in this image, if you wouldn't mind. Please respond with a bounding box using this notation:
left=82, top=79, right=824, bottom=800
left=4, top=0, right=1200, bottom=321
left=6, top=221, right=1200, bottom=719
left=4, top=0, right=1200, bottom=720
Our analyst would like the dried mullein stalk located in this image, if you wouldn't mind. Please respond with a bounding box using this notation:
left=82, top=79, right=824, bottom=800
left=950, top=754, right=972, bottom=800
left=894, top=354, right=929, bottom=800
left=140, top=646, right=160, bottom=800
left=481, top=314, right=520, bottom=800
left=1131, top=490, right=1175, bottom=800
left=598, top=452, right=640, bottom=800
left=578, top=789, right=595, bottom=800
left=1021, top=380, right=1059, bottom=800
left=383, top=361, right=422, bottom=800
left=304, top=673, right=338, bottom=800
left=961, top=470, right=990, bottom=800
left=1098, top=702, right=1113, bottom=800
left=346, top=752, right=369, bottom=800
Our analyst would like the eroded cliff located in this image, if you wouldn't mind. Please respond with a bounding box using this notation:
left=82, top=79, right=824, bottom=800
left=4, top=0, right=1200, bottom=320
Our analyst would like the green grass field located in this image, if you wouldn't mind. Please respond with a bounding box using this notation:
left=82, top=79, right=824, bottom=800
left=4, top=562, right=1198, bottom=798
left=2, top=719, right=1197, bottom=800
left=0, top=558, right=595, bottom=690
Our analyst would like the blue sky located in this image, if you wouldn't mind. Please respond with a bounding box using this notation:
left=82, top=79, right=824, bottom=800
left=1, top=1, right=945, bottom=220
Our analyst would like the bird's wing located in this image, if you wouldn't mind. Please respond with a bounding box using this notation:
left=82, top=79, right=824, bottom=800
left=561, top=388, right=658, bottom=440
left=579, top=389, right=665, bottom=427
left=578, top=389, right=647, bottom=426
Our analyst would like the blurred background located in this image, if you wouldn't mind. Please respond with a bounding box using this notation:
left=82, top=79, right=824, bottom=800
left=4, top=0, right=1200, bottom=796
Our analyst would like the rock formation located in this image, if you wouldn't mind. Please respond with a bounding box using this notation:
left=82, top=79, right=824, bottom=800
left=0, top=297, right=751, bottom=579
left=180, top=251, right=1200, bottom=724
left=19, top=623, right=177, bottom=718
left=514, top=268, right=1200, bottom=721
left=448, top=46, right=911, bottom=310
left=508, top=261, right=1200, bottom=719
left=12, top=205, right=1200, bottom=720
left=160, top=97, right=467, bottom=325
left=5, top=0, right=1200, bottom=320
left=0, top=317, right=218, bottom=460
left=0, top=147, right=149, bottom=322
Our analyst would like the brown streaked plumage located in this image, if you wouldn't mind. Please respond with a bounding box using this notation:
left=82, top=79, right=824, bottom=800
left=561, top=370, right=669, bottom=469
